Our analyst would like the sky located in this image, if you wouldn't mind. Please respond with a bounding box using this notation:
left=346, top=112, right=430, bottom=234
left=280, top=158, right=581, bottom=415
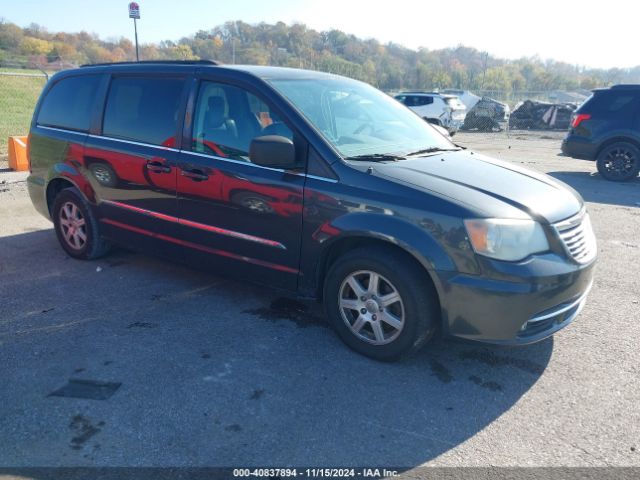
left=2, top=0, right=639, bottom=69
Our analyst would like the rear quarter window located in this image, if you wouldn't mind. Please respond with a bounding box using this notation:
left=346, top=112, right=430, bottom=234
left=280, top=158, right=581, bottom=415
left=581, top=91, right=639, bottom=115
left=37, top=75, right=101, bottom=131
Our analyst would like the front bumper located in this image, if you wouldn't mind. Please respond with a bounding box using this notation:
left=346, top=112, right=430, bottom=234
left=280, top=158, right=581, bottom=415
left=436, top=254, right=596, bottom=345
left=513, top=282, right=591, bottom=343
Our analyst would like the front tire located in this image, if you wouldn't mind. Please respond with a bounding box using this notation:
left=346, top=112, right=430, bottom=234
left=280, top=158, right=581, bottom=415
left=52, top=187, right=111, bottom=260
left=596, top=142, right=640, bottom=181
left=323, top=246, right=439, bottom=361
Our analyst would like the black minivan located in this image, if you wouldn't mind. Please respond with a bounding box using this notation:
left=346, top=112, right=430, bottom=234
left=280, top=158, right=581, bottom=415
left=27, top=61, right=597, bottom=360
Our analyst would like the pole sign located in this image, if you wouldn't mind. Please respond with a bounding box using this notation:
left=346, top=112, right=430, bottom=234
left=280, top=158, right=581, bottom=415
left=128, top=2, right=140, bottom=19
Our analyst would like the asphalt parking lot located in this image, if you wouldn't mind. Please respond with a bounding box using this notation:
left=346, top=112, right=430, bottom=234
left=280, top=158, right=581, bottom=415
left=0, top=131, right=639, bottom=469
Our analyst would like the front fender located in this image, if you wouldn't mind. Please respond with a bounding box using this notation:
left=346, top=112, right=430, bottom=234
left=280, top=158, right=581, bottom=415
left=301, top=210, right=478, bottom=301
left=327, top=212, right=456, bottom=273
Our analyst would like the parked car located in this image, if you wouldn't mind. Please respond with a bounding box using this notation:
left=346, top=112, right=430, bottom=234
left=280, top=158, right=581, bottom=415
left=510, top=100, right=576, bottom=130
left=394, top=92, right=466, bottom=135
left=461, top=97, right=510, bottom=132
left=561, top=84, right=640, bottom=181
left=28, top=61, right=596, bottom=361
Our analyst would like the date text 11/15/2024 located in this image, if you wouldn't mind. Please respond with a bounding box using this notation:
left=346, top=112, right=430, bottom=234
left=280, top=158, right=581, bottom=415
left=232, top=468, right=399, bottom=477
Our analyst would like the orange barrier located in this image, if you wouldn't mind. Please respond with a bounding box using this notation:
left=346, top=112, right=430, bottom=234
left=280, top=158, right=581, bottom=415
left=8, top=136, right=29, bottom=171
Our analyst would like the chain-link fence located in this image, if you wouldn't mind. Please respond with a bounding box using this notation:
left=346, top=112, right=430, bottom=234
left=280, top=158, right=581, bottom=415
left=469, top=89, right=585, bottom=134
left=391, top=89, right=587, bottom=134
left=0, top=70, right=48, bottom=155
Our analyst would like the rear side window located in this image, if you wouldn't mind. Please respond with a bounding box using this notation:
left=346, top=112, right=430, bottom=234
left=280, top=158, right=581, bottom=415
left=37, top=75, right=100, bottom=131
left=415, top=96, right=433, bottom=106
left=103, top=76, right=185, bottom=146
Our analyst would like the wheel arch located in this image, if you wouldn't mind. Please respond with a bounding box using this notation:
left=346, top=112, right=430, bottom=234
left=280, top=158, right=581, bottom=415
left=595, top=136, right=640, bottom=159
left=314, top=215, right=453, bottom=303
left=44, top=161, right=97, bottom=216
left=46, top=177, right=77, bottom=216
left=315, top=234, right=446, bottom=331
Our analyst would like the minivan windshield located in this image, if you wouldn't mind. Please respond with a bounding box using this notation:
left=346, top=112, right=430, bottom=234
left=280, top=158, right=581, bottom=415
left=269, top=76, right=455, bottom=160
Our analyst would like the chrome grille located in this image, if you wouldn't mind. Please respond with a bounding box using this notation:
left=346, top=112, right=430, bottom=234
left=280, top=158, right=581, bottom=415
left=554, top=211, right=597, bottom=264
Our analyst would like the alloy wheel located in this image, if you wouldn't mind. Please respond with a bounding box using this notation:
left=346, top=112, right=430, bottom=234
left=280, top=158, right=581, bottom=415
left=338, top=270, right=405, bottom=345
left=602, top=147, right=638, bottom=180
left=59, top=201, right=87, bottom=250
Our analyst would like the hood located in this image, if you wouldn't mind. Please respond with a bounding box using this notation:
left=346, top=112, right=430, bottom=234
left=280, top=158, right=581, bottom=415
left=372, top=150, right=582, bottom=224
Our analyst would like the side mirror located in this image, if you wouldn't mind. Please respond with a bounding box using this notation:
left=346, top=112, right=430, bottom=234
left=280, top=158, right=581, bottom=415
left=250, top=135, right=296, bottom=169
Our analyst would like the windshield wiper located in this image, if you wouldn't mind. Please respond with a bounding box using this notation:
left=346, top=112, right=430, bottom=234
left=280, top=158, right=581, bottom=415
left=404, top=147, right=461, bottom=157
left=344, top=153, right=406, bottom=162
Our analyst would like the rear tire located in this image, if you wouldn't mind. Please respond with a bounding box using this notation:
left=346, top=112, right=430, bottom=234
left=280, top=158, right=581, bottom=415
left=52, top=187, right=111, bottom=260
left=323, top=246, right=438, bottom=361
left=596, top=142, right=640, bottom=181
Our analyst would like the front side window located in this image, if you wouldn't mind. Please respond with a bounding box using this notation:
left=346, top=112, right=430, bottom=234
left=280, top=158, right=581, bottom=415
left=192, top=81, right=293, bottom=161
left=38, top=75, right=100, bottom=131
left=270, top=77, right=453, bottom=159
left=102, top=76, right=185, bottom=146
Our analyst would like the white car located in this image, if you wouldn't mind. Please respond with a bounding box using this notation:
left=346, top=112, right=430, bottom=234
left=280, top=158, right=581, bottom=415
left=395, top=92, right=467, bottom=135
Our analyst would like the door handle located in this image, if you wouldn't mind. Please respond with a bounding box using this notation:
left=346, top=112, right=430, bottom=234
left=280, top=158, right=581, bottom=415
left=147, top=160, right=171, bottom=174
left=181, top=168, right=209, bottom=182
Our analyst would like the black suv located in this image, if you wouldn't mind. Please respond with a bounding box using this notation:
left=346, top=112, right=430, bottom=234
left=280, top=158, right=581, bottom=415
left=562, top=84, right=640, bottom=181
left=27, top=61, right=596, bottom=361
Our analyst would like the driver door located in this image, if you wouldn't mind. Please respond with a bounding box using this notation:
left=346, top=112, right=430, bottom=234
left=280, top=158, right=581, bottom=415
left=175, top=79, right=306, bottom=290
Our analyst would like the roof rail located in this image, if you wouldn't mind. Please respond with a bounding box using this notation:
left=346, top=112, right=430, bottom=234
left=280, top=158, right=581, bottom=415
left=80, top=60, right=218, bottom=68
left=399, top=91, right=440, bottom=95
left=610, top=84, right=640, bottom=90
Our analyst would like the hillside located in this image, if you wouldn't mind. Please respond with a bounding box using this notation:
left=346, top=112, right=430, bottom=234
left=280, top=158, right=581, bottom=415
left=2, top=19, right=640, bottom=91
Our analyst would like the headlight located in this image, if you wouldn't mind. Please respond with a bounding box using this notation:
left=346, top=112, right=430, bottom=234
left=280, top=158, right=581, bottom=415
left=464, top=218, right=549, bottom=261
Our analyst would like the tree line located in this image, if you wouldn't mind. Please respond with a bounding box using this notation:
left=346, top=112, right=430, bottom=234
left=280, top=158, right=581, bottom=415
left=1, top=18, right=639, bottom=91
